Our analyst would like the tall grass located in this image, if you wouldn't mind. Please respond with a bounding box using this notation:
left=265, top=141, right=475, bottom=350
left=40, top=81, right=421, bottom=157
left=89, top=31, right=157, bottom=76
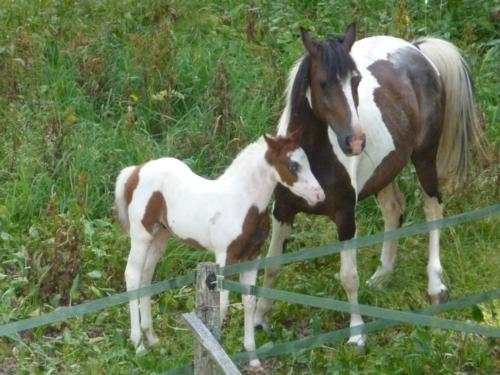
left=0, top=0, right=498, bottom=373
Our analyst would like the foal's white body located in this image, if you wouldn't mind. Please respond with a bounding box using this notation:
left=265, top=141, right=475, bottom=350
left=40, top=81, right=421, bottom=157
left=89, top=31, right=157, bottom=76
left=115, top=136, right=324, bottom=367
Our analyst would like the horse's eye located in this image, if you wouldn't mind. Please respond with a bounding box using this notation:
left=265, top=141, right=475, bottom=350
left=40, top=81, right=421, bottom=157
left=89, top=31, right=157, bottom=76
left=319, top=81, right=328, bottom=90
left=288, top=161, right=299, bottom=173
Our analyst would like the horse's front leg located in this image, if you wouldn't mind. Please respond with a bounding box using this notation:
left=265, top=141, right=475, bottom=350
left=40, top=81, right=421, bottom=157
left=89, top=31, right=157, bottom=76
left=335, top=207, right=366, bottom=348
left=254, top=202, right=295, bottom=330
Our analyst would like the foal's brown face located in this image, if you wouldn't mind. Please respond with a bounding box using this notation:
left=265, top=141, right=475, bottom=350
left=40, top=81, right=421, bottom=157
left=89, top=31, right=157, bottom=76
left=301, top=24, right=366, bottom=156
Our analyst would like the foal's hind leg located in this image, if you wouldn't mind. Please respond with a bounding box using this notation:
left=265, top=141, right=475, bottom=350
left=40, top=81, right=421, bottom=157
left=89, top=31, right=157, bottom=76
left=125, top=230, right=152, bottom=354
left=412, top=152, right=448, bottom=304
left=254, top=207, right=294, bottom=330
left=139, top=229, right=169, bottom=347
left=367, top=182, right=406, bottom=287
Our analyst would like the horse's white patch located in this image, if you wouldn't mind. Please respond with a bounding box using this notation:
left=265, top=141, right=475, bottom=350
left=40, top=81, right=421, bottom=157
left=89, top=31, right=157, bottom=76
left=349, top=40, right=398, bottom=192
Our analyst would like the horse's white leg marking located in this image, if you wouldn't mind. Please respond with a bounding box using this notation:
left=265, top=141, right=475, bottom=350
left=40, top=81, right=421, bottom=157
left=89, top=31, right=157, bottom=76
left=215, top=252, right=229, bottom=324
left=254, top=217, right=292, bottom=329
left=423, top=193, right=448, bottom=304
left=125, top=233, right=151, bottom=354
left=139, top=229, right=169, bottom=347
left=240, top=267, right=261, bottom=368
left=368, top=183, right=405, bottom=287
left=340, top=242, right=366, bottom=347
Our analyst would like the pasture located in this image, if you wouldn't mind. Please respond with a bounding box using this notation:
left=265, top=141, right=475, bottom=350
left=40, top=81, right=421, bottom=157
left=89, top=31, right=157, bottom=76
left=0, top=0, right=498, bottom=373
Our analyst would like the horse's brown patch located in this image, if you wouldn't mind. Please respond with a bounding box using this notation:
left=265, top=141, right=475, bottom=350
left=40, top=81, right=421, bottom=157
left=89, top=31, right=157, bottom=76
left=141, top=191, right=167, bottom=234
left=124, top=165, right=143, bottom=206
left=226, top=205, right=270, bottom=265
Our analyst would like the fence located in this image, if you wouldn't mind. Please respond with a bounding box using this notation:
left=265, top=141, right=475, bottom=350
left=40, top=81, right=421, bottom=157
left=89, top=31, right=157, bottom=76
left=0, top=203, right=499, bottom=374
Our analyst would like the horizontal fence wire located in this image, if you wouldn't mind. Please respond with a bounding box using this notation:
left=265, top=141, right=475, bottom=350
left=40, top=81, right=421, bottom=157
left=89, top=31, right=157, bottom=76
left=160, top=289, right=500, bottom=374
left=0, top=203, right=498, bottom=337
left=222, top=280, right=500, bottom=337
left=222, top=203, right=500, bottom=276
left=0, top=274, right=194, bottom=337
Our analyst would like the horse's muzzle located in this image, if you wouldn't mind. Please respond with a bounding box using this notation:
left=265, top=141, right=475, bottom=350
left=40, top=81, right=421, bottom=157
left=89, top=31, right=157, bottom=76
left=346, top=132, right=366, bottom=155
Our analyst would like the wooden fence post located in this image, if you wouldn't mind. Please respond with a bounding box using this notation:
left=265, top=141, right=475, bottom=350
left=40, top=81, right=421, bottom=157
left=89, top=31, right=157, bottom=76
left=194, top=262, right=221, bottom=375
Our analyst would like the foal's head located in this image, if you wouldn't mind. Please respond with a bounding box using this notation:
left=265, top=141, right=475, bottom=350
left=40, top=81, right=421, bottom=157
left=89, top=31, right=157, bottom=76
left=301, top=24, right=365, bottom=155
left=264, top=130, right=325, bottom=206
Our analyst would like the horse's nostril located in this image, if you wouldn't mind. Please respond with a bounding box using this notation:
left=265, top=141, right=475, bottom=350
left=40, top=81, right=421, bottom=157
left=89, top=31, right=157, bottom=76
left=345, top=135, right=352, bottom=147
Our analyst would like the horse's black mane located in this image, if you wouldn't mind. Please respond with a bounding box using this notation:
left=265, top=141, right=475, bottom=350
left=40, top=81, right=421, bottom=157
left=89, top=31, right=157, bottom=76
left=290, top=36, right=356, bottom=109
left=320, top=36, right=356, bottom=79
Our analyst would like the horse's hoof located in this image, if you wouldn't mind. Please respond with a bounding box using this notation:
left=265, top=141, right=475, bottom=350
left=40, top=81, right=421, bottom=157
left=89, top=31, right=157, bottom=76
left=147, top=333, right=160, bottom=347
left=243, top=360, right=266, bottom=374
left=366, top=269, right=391, bottom=289
left=429, top=289, right=449, bottom=305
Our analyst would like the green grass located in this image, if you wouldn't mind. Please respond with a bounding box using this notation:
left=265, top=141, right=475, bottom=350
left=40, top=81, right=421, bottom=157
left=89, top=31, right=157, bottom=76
left=0, top=0, right=498, bottom=373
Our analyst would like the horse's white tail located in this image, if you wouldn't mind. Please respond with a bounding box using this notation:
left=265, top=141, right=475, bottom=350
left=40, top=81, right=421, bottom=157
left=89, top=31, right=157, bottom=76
left=416, top=38, right=486, bottom=188
left=114, top=166, right=136, bottom=232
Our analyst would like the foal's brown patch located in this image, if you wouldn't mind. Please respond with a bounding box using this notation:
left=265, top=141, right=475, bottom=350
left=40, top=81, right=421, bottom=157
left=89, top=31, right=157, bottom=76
left=226, top=205, right=270, bottom=265
left=124, top=165, right=143, bottom=206
left=141, top=191, right=167, bottom=234
left=264, top=135, right=301, bottom=186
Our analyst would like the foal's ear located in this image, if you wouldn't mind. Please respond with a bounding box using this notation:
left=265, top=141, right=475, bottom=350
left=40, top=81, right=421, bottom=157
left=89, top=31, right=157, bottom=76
left=263, top=133, right=280, bottom=151
left=343, top=23, right=356, bottom=51
left=300, top=27, right=320, bottom=58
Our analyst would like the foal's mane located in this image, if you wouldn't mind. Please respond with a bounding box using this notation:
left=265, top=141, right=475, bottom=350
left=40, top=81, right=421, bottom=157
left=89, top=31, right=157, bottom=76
left=218, top=139, right=266, bottom=180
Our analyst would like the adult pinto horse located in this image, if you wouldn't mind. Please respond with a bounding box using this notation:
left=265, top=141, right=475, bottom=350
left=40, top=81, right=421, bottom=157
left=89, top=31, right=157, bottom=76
left=254, top=24, right=485, bottom=348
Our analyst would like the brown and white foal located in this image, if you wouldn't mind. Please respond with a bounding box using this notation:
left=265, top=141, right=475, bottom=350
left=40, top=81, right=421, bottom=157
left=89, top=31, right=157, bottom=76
left=114, top=131, right=324, bottom=367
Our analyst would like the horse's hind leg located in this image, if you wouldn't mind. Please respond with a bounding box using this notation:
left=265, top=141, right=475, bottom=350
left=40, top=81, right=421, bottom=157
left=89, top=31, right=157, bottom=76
left=367, top=182, right=406, bottom=287
left=412, top=151, right=448, bottom=304
left=139, top=228, right=169, bottom=347
left=254, top=205, right=294, bottom=330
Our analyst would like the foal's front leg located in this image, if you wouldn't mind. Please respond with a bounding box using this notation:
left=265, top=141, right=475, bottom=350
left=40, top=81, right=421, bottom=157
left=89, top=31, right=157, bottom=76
left=240, top=267, right=261, bottom=369
left=254, top=214, right=292, bottom=329
left=335, top=208, right=366, bottom=348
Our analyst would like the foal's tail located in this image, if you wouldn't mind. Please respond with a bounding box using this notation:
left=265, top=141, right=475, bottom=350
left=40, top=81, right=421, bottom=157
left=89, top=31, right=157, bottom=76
left=114, top=166, right=136, bottom=232
left=415, top=38, right=487, bottom=188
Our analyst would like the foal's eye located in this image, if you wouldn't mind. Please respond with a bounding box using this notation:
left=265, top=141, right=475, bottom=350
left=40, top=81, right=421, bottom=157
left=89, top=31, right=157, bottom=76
left=288, top=162, right=299, bottom=173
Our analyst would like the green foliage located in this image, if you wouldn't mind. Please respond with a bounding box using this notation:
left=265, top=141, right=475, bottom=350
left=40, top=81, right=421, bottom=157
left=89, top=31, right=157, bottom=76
left=0, top=0, right=498, bottom=373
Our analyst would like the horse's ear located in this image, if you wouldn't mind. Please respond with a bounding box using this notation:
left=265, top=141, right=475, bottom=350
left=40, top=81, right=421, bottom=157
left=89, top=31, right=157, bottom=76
left=263, top=134, right=280, bottom=150
left=288, top=128, right=303, bottom=145
left=343, top=23, right=356, bottom=51
left=300, top=27, right=320, bottom=58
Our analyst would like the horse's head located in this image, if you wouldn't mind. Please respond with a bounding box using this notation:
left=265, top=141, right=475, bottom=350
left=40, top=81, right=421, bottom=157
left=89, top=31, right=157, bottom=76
left=301, top=24, right=365, bottom=156
left=264, top=130, right=325, bottom=206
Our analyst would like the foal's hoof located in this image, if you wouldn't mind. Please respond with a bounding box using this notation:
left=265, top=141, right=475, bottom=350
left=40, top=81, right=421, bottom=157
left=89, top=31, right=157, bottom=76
left=429, top=289, right=449, bottom=305
left=347, top=334, right=367, bottom=355
left=135, top=343, right=147, bottom=355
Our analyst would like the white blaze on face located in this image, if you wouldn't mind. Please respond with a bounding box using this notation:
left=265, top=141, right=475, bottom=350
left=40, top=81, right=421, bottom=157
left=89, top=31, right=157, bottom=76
left=284, top=148, right=325, bottom=206
left=340, top=72, right=360, bottom=131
